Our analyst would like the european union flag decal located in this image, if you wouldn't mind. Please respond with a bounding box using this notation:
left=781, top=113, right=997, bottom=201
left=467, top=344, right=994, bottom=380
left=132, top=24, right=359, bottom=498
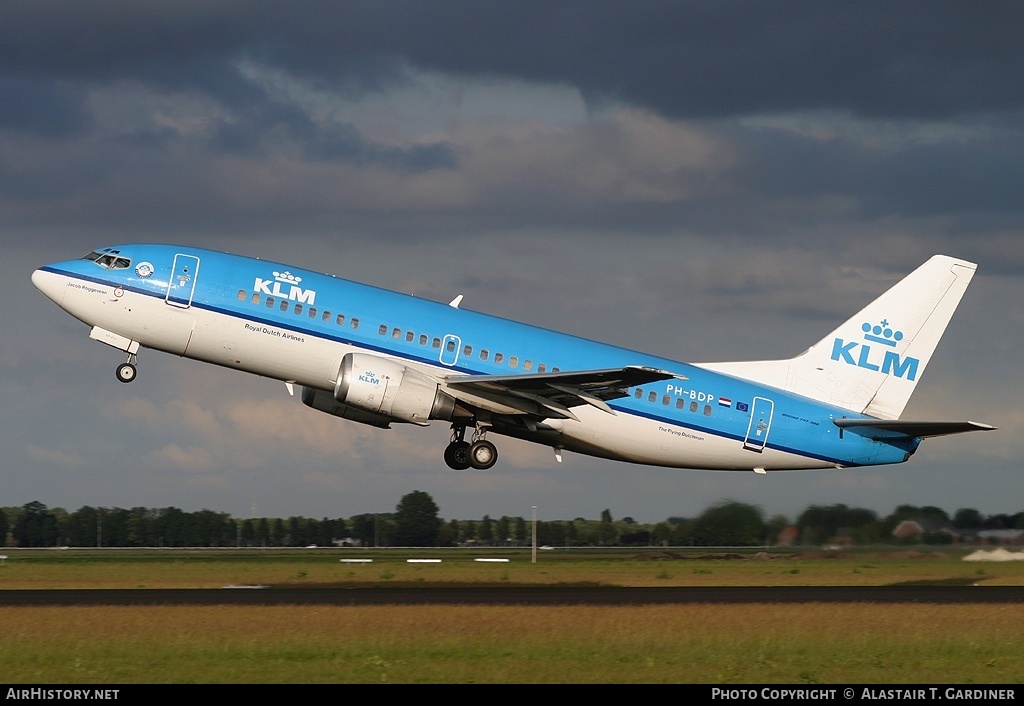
left=736, top=401, right=749, bottom=413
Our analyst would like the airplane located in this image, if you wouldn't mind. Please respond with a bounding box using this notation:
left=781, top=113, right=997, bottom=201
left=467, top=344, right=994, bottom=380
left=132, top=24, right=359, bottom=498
left=32, top=246, right=994, bottom=473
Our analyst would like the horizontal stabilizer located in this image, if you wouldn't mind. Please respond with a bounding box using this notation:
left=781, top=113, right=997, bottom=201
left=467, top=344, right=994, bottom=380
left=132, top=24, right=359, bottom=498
left=834, top=418, right=996, bottom=440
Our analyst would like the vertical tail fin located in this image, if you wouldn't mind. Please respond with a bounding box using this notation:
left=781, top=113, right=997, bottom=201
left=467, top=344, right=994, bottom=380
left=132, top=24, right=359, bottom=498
left=699, top=255, right=977, bottom=419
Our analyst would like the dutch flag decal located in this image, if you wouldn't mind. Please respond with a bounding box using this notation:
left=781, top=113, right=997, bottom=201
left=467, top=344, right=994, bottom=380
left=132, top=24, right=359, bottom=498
left=718, top=397, right=732, bottom=408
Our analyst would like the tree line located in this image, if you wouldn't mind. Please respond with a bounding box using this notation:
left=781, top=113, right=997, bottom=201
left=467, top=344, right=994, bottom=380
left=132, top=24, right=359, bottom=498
left=2, top=494, right=1021, bottom=549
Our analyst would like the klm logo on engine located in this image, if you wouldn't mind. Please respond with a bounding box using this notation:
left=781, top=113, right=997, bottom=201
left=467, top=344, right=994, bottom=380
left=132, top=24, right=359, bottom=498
left=831, top=319, right=920, bottom=381
left=254, top=271, right=316, bottom=305
left=359, top=370, right=382, bottom=387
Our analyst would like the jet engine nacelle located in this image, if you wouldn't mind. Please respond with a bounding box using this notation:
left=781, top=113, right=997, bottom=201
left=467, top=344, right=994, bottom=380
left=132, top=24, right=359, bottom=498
left=300, top=387, right=394, bottom=429
left=332, top=352, right=456, bottom=426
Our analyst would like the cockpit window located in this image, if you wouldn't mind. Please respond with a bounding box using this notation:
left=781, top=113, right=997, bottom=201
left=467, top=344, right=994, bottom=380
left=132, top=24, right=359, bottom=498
left=82, top=251, right=131, bottom=270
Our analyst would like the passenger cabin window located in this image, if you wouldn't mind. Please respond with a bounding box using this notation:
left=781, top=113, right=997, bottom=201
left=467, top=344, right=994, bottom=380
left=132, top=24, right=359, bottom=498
left=480, top=349, right=489, bottom=361
left=308, top=307, right=317, bottom=319
left=494, top=353, right=504, bottom=364
left=266, top=296, right=275, bottom=308
left=446, top=339, right=456, bottom=353
left=406, top=331, right=415, bottom=343
left=392, top=328, right=401, bottom=339
left=463, top=345, right=473, bottom=357
left=634, top=388, right=643, bottom=399
left=251, top=293, right=260, bottom=304
left=432, top=338, right=440, bottom=349
left=419, top=334, right=428, bottom=346
left=378, top=324, right=388, bottom=336
left=690, top=401, right=698, bottom=413
left=237, top=290, right=247, bottom=301
left=280, top=299, right=288, bottom=312
left=336, top=314, right=346, bottom=326
left=509, top=356, right=519, bottom=369
left=322, top=310, right=332, bottom=322
left=703, top=405, right=712, bottom=416
left=351, top=318, right=360, bottom=329
left=524, top=360, right=533, bottom=371
left=648, top=391, right=657, bottom=402
left=537, top=364, right=546, bottom=373
left=293, top=303, right=303, bottom=315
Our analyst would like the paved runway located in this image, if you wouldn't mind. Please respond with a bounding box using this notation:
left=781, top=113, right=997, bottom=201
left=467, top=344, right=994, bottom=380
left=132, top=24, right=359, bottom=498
left=1, top=585, right=1021, bottom=606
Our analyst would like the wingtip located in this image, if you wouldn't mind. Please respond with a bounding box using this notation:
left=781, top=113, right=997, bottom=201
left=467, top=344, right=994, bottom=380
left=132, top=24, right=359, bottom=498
left=967, top=421, right=998, bottom=431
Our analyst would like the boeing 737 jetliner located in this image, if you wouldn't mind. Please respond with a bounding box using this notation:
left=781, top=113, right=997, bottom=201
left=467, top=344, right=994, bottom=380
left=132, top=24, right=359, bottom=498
left=33, top=246, right=993, bottom=472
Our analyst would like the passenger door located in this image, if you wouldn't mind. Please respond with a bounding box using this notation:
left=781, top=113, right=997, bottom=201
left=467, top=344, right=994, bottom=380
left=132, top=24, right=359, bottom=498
left=743, top=396, right=774, bottom=452
left=166, top=254, right=200, bottom=308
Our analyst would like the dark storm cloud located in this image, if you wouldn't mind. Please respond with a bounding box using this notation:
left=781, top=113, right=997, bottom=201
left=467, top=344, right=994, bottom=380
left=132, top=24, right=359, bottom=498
left=210, top=99, right=457, bottom=169
left=2, top=1, right=1022, bottom=242
left=243, top=1, right=1024, bottom=120
left=0, top=77, right=89, bottom=136
left=4, top=1, right=1024, bottom=122
left=720, top=117, right=1024, bottom=222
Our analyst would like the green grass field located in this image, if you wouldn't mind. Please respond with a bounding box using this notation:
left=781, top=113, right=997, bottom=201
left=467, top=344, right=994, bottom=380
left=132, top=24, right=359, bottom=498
left=1, top=547, right=1022, bottom=683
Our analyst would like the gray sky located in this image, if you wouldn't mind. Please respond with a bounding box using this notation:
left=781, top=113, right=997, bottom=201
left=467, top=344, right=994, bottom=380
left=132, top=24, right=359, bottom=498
left=4, top=1, right=1021, bottom=524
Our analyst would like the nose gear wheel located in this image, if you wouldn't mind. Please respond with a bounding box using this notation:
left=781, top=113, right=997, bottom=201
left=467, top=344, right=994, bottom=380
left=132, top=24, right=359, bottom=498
left=116, top=352, right=138, bottom=383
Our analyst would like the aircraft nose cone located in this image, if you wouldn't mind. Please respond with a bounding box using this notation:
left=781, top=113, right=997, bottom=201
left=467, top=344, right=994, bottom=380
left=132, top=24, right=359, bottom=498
left=32, top=267, right=65, bottom=306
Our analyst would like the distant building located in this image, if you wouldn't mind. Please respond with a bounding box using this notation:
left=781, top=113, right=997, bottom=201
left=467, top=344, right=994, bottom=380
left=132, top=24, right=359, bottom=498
left=775, top=526, right=798, bottom=547
left=976, top=529, right=1024, bottom=546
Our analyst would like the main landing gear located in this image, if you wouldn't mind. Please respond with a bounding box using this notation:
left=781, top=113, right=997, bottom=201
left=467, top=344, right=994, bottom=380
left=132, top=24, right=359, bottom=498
left=116, top=353, right=138, bottom=383
left=444, top=424, right=498, bottom=471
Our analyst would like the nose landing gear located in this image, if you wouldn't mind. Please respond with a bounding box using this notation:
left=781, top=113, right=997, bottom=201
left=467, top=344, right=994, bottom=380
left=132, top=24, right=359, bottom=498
left=444, top=423, right=498, bottom=470
left=116, top=353, right=138, bottom=383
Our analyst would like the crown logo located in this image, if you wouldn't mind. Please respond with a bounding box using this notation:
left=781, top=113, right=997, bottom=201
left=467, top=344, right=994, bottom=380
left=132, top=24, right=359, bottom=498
left=273, top=271, right=302, bottom=285
left=861, top=319, right=903, bottom=347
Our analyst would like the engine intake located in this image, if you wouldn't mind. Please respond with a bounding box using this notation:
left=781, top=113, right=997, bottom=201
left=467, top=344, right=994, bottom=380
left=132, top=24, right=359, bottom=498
left=332, top=353, right=456, bottom=426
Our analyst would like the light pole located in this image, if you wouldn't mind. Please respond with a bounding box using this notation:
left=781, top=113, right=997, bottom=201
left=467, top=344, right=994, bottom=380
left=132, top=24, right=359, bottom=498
left=531, top=505, right=537, bottom=564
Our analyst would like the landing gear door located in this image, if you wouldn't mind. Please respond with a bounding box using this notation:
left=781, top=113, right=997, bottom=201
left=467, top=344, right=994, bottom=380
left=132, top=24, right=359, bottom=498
left=743, top=396, right=774, bottom=452
left=166, top=254, right=200, bottom=308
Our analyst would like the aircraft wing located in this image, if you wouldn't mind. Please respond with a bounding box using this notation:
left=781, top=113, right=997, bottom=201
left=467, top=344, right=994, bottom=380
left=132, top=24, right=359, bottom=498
left=833, top=418, right=996, bottom=440
left=444, top=366, right=683, bottom=421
